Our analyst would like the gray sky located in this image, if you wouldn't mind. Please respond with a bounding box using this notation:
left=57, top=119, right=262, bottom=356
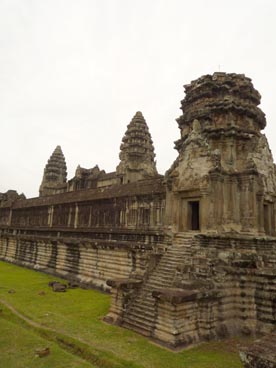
left=1, top=0, right=276, bottom=198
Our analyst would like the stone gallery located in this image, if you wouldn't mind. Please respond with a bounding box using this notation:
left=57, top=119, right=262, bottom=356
left=0, top=72, right=276, bottom=350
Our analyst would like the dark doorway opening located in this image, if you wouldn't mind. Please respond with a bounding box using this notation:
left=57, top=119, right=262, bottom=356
left=189, top=201, right=200, bottom=230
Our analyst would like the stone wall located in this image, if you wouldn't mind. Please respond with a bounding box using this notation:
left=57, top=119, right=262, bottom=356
left=0, top=230, right=166, bottom=290
left=107, top=233, right=276, bottom=348
left=0, top=178, right=165, bottom=230
left=0, top=178, right=167, bottom=290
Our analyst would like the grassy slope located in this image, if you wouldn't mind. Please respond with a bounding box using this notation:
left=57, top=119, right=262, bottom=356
left=0, top=261, right=245, bottom=368
left=0, top=317, right=94, bottom=368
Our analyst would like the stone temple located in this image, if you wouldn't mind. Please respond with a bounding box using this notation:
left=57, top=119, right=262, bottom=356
left=0, top=72, right=276, bottom=350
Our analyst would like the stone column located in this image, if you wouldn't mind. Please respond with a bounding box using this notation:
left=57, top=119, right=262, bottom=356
left=163, top=189, right=177, bottom=232
left=240, top=177, right=250, bottom=232
left=67, top=206, right=72, bottom=227
left=88, top=206, right=92, bottom=228
left=222, top=177, right=230, bottom=224
left=74, top=204, right=79, bottom=229
left=150, top=201, right=155, bottom=227
left=199, top=188, right=209, bottom=232
left=213, top=175, right=224, bottom=228
left=257, top=193, right=265, bottom=235
left=8, top=208, right=12, bottom=226
left=208, top=174, right=218, bottom=230
left=249, top=176, right=258, bottom=233
left=240, top=175, right=259, bottom=234
left=272, top=202, right=276, bottom=236
left=231, top=176, right=239, bottom=223
left=48, top=205, right=54, bottom=227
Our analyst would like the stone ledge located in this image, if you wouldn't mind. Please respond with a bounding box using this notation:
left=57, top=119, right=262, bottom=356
left=106, top=278, right=143, bottom=289
left=152, top=288, right=199, bottom=303
left=240, top=333, right=276, bottom=368
left=152, top=287, right=219, bottom=304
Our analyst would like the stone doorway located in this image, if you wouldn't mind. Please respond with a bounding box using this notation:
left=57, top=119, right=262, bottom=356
left=188, top=201, right=200, bottom=230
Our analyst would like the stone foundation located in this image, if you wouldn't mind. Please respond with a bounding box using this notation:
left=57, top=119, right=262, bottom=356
left=0, top=230, right=165, bottom=291
left=106, top=233, right=276, bottom=348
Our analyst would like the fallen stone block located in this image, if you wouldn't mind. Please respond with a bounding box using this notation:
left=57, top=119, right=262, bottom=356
left=35, top=347, right=50, bottom=358
left=52, top=282, right=67, bottom=292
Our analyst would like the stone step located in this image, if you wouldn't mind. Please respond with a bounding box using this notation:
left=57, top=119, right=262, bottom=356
left=146, top=281, right=173, bottom=289
left=123, top=310, right=155, bottom=324
left=123, top=309, right=156, bottom=326
left=146, top=281, right=173, bottom=288
left=127, top=306, right=155, bottom=319
left=130, top=296, right=155, bottom=306
left=153, top=266, right=179, bottom=273
left=122, top=236, right=196, bottom=334
left=122, top=320, right=153, bottom=337
left=148, top=278, right=172, bottom=284
left=148, top=273, right=175, bottom=280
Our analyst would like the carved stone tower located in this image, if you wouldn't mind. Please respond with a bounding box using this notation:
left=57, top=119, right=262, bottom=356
left=166, top=72, right=276, bottom=235
left=39, top=145, right=67, bottom=197
left=116, top=111, right=158, bottom=183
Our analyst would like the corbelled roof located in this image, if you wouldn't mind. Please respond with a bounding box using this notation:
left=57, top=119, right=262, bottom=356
left=116, top=112, right=158, bottom=182
left=43, top=145, right=67, bottom=183
left=178, top=72, right=266, bottom=130
left=39, top=146, right=67, bottom=196
left=119, top=111, right=156, bottom=162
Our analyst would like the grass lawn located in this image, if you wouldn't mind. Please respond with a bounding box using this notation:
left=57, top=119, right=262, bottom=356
left=0, top=317, right=94, bottom=368
left=0, top=260, right=247, bottom=368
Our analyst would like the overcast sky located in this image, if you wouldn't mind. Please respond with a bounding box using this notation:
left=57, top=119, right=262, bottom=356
left=1, top=0, right=276, bottom=198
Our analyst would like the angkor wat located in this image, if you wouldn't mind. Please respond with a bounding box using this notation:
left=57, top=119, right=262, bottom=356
left=1, top=72, right=276, bottom=351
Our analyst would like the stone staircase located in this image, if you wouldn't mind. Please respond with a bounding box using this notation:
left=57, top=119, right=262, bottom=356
left=122, top=232, right=197, bottom=336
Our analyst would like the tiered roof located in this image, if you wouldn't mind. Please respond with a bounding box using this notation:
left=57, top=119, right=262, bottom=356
left=116, top=112, right=157, bottom=180
left=39, top=146, right=67, bottom=196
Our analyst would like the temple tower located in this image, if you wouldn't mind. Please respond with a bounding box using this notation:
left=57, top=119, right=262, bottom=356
left=116, top=111, right=158, bottom=183
left=166, top=72, right=276, bottom=235
left=39, top=145, right=67, bottom=197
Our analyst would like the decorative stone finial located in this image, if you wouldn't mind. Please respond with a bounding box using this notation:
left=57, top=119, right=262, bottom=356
left=39, top=145, right=67, bottom=197
left=116, top=111, right=158, bottom=183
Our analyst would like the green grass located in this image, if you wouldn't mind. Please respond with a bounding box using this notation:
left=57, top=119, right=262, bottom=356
left=0, top=260, right=247, bottom=368
left=0, top=317, right=94, bottom=368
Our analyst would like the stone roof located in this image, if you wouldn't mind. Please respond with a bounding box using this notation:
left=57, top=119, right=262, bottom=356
left=178, top=72, right=266, bottom=130
left=43, top=145, right=67, bottom=183
left=14, top=177, right=165, bottom=208
left=39, top=145, right=67, bottom=196
left=116, top=111, right=158, bottom=179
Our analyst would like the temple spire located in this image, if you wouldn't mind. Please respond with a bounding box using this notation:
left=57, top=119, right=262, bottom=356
left=116, top=111, right=158, bottom=184
left=39, top=145, right=67, bottom=197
